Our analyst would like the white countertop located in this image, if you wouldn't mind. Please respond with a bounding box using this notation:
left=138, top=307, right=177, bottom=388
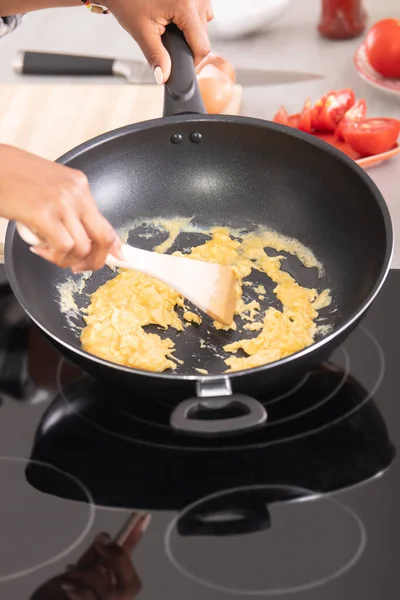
left=0, top=0, right=399, bottom=262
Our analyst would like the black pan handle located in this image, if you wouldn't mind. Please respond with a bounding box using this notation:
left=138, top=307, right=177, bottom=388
left=162, top=24, right=206, bottom=117
left=14, top=50, right=115, bottom=76
left=170, top=393, right=267, bottom=435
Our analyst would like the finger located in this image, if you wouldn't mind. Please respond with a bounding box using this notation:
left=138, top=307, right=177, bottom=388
left=99, top=544, right=141, bottom=594
left=200, top=0, right=214, bottom=26
left=30, top=221, right=76, bottom=268
left=110, top=236, right=123, bottom=260
left=134, top=19, right=172, bottom=83
left=73, top=209, right=117, bottom=272
left=179, top=11, right=211, bottom=65
left=122, top=513, right=152, bottom=553
left=62, top=211, right=92, bottom=264
left=76, top=533, right=112, bottom=570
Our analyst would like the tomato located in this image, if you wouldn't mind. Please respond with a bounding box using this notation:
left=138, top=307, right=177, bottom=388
left=196, top=53, right=236, bottom=83
left=272, top=100, right=312, bottom=133
left=287, top=114, right=300, bottom=128
left=297, top=98, right=312, bottom=133
left=335, top=99, right=367, bottom=140
left=342, top=118, right=400, bottom=157
left=365, top=19, right=400, bottom=79
left=197, top=65, right=234, bottom=114
left=311, top=89, right=356, bottom=131
left=273, top=105, right=289, bottom=126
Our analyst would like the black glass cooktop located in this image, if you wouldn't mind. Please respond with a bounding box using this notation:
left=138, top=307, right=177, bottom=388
left=0, top=267, right=400, bottom=599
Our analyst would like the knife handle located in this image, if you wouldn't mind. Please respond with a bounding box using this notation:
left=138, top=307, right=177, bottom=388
left=14, top=51, right=115, bottom=76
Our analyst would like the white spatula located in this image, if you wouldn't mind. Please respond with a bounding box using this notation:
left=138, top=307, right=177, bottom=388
left=16, top=222, right=237, bottom=326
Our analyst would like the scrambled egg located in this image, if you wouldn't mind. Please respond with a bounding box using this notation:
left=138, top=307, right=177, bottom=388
left=77, top=221, right=331, bottom=373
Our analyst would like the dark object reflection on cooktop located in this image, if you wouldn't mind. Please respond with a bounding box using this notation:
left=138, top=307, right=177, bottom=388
left=27, top=353, right=394, bottom=509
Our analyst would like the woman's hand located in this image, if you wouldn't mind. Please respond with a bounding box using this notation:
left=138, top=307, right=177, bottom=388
left=30, top=513, right=150, bottom=600
left=0, top=0, right=213, bottom=83
left=0, top=144, right=120, bottom=272
left=106, top=0, right=213, bottom=84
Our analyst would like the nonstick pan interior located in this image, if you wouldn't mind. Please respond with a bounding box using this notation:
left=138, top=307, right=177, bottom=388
left=5, top=116, right=392, bottom=378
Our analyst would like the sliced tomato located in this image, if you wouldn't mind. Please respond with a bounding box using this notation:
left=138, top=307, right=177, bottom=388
left=273, top=105, right=289, bottom=125
left=297, top=98, right=312, bottom=133
left=287, top=114, right=300, bottom=128
left=311, top=89, right=356, bottom=132
left=342, top=118, right=400, bottom=157
left=335, top=99, right=367, bottom=140
left=273, top=101, right=312, bottom=133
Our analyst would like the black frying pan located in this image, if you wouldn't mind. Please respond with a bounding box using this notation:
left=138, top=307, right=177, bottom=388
left=5, top=26, right=392, bottom=435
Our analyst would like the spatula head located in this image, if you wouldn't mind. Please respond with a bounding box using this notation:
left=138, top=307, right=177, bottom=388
left=205, top=265, right=237, bottom=326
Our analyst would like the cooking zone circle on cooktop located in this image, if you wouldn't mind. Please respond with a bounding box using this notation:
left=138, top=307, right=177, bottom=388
left=0, top=457, right=94, bottom=583
left=57, top=325, right=384, bottom=451
left=165, top=485, right=367, bottom=595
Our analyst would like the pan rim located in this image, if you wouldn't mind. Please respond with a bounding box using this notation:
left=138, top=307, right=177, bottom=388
left=4, top=114, right=394, bottom=383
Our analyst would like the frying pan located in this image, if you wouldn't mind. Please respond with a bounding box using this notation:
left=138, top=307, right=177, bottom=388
left=5, top=26, right=392, bottom=435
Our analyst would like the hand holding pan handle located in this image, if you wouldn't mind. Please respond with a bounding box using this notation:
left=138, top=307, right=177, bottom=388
left=170, top=378, right=267, bottom=435
left=162, top=24, right=206, bottom=117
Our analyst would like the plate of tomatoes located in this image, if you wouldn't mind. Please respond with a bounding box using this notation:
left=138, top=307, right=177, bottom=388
left=354, top=18, right=400, bottom=96
left=272, top=88, right=400, bottom=169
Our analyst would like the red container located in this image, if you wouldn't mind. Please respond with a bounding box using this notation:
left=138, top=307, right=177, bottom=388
left=318, top=0, right=367, bottom=39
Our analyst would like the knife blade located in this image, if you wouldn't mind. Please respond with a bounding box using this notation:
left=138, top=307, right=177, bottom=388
left=13, top=51, right=323, bottom=86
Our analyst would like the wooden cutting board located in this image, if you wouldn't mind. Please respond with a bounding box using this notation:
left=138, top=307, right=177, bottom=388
left=0, top=83, right=242, bottom=261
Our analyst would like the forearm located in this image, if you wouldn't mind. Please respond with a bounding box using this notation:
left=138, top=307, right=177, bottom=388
left=0, top=0, right=80, bottom=17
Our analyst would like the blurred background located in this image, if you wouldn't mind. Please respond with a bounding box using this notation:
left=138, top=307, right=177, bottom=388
left=0, top=0, right=399, bottom=118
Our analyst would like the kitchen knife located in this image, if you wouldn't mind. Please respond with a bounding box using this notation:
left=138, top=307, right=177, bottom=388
left=13, top=51, right=323, bottom=86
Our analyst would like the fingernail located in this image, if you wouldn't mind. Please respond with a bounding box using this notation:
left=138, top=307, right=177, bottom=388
left=140, top=513, right=152, bottom=533
left=29, top=246, right=39, bottom=255
left=154, top=66, right=163, bottom=86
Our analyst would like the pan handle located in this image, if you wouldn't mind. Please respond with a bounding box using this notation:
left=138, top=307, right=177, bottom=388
left=170, top=379, right=267, bottom=435
left=162, top=24, right=206, bottom=117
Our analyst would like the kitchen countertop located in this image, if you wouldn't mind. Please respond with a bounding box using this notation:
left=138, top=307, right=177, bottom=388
left=0, top=0, right=399, bottom=262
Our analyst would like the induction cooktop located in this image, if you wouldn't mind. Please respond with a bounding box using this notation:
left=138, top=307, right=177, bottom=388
left=0, top=267, right=399, bottom=600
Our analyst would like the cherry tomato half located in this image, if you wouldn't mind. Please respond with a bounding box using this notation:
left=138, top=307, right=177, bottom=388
left=335, top=99, right=367, bottom=141
left=311, top=89, right=356, bottom=131
left=273, top=106, right=289, bottom=126
left=273, top=100, right=312, bottom=134
left=342, top=118, right=400, bottom=157
left=297, top=98, right=312, bottom=133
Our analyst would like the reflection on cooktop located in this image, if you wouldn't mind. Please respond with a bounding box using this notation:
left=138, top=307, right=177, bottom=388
left=0, top=269, right=400, bottom=600
left=0, top=456, right=94, bottom=583
left=27, top=354, right=394, bottom=509
left=165, top=485, right=366, bottom=595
